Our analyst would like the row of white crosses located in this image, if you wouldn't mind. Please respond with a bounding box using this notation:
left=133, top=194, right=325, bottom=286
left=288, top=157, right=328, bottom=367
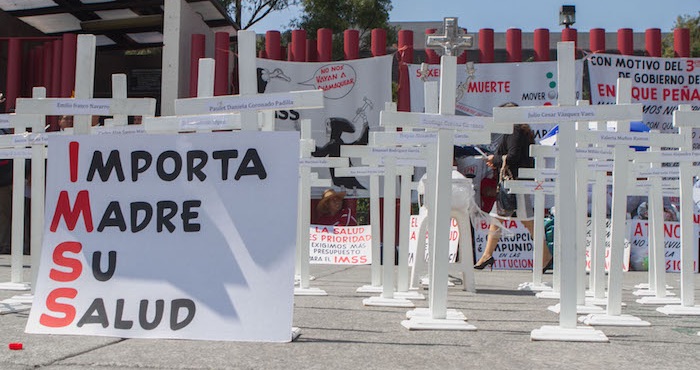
left=359, top=17, right=512, bottom=330
left=407, top=78, right=483, bottom=293
left=143, top=32, right=328, bottom=305
left=341, top=125, right=424, bottom=307
left=493, top=42, right=645, bottom=341
left=512, top=116, right=685, bottom=322
left=339, top=100, right=492, bottom=307
left=630, top=161, right=680, bottom=304
left=144, top=30, right=327, bottom=340
left=573, top=93, right=678, bottom=326
left=635, top=106, right=700, bottom=315
left=339, top=104, right=427, bottom=305
left=502, top=58, right=700, bottom=336
left=0, top=35, right=157, bottom=314
left=0, top=94, right=45, bottom=304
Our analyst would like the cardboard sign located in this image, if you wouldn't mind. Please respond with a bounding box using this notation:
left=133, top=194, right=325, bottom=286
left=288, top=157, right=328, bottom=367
left=27, top=132, right=299, bottom=342
left=473, top=216, right=533, bottom=270
left=628, top=219, right=700, bottom=272
left=407, top=214, right=459, bottom=266
left=309, top=225, right=372, bottom=265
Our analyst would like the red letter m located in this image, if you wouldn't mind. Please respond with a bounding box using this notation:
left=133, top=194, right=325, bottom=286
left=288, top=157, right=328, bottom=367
left=50, top=190, right=94, bottom=232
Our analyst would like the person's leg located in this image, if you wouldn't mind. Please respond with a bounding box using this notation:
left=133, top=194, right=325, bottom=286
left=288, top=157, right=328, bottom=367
left=475, top=219, right=502, bottom=265
left=521, top=219, right=552, bottom=264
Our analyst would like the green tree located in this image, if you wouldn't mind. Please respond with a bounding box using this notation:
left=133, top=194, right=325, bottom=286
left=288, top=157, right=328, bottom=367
left=291, top=0, right=397, bottom=59
left=218, top=0, right=299, bottom=30
left=662, top=11, right=700, bottom=57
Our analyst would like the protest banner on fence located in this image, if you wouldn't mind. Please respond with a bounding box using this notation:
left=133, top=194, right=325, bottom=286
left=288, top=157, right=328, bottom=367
left=309, top=225, right=371, bottom=264
left=473, top=216, right=533, bottom=270
left=407, top=214, right=459, bottom=266
left=628, top=219, right=700, bottom=272
left=257, top=56, right=393, bottom=197
left=588, top=54, right=700, bottom=145
left=407, top=60, right=584, bottom=146
left=26, top=132, right=299, bottom=342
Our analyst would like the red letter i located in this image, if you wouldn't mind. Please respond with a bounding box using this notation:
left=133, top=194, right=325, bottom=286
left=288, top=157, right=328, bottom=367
left=69, top=141, right=78, bottom=182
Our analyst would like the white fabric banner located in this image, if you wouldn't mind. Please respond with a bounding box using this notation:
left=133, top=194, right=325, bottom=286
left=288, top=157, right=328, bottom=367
left=587, top=54, right=700, bottom=140
left=309, top=225, right=372, bottom=264
left=408, top=60, right=584, bottom=145
left=257, top=56, right=393, bottom=197
left=27, top=132, right=299, bottom=342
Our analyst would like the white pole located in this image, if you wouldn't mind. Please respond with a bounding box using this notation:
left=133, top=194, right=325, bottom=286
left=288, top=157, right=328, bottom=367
left=382, top=157, right=397, bottom=299
left=73, top=35, right=96, bottom=135
left=397, top=166, right=413, bottom=293
left=554, top=42, right=578, bottom=329
left=10, top=136, right=26, bottom=285
left=29, top=87, right=47, bottom=292
left=428, top=55, right=457, bottom=319
left=605, top=78, right=632, bottom=317
left=238, top=30, right=259, bottom=131
left=677, top=105, right=695, bottom=307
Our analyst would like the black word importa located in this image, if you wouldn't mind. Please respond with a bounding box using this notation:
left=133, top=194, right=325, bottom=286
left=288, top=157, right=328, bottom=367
left=87, top=149, right=267, bottom=182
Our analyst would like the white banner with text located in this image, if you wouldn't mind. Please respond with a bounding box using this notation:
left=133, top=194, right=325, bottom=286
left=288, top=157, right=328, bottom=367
left=26, top=132, right=299, bottom=342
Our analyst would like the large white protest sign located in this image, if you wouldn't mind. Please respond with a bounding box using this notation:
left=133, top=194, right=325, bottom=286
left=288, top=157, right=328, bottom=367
left=27, top=132, right=299, bottom=342
left=309, top=225, right=371, bottom=265
left=588, top=54, right=700, bottom=140
left=628, top=219, right=700, bottom=272
left=408, top=60, right=584, bottom=143
left=257, top=56, right=392, bottom=196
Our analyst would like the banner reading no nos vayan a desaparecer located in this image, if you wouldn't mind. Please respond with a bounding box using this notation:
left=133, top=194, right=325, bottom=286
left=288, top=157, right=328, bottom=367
left=26, top=132, right=299, bottom=342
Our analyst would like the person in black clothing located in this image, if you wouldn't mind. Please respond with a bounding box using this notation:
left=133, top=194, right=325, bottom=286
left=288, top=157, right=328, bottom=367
left=474, top=102, right=552, bottom=270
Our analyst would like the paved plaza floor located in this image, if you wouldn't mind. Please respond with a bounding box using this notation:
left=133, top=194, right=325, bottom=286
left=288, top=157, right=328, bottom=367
left=1, top=256, right=699, bottom=369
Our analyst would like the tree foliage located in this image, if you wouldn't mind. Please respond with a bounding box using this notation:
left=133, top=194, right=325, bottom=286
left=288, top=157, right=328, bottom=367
left=291, top=0, right=396, bottom=59
left=218, top=0, right=298, bottom=30
left=662, top=11, right=700, bottom=57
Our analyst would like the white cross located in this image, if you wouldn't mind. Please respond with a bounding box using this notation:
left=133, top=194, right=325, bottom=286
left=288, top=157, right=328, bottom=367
left=494, top=42, right=643, bottom=341
left=0, top=90, right=47, bottom=296
left=339, top=148, right=425, bottom=305
left=633, top=105, right=700, bottom=315
left=295, top=119, right=347, bottom=296
left=376, top=31, right=512, bottom=329
left=3, top=35, right=156, bottom=301
left=170, top=31, right=323, bottom=132
left=16, top=37, right=156, bottom=135
left=426, top=17, right=473, bottom=57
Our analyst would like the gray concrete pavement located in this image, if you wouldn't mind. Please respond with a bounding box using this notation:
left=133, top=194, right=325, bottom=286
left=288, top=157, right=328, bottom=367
left=1, top=255, right=699, bottom=369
